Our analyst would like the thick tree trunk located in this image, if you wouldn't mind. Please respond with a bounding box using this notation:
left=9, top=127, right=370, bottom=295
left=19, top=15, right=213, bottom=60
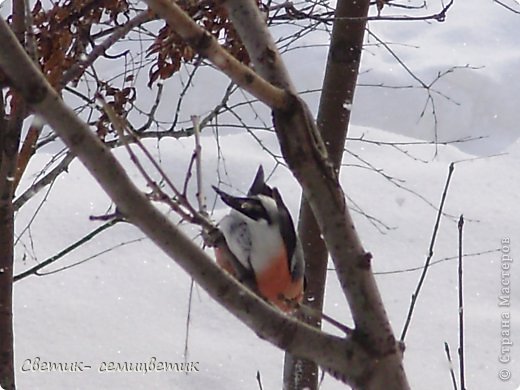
left=0, top=94, right=23, bottom=390
left=283, top=202, right=327, bottom=389
left=284, top=0, right=371, bottom=388
left=0, top=164, right=16, bottom=390
left=1, top=5, right=26, bottom=387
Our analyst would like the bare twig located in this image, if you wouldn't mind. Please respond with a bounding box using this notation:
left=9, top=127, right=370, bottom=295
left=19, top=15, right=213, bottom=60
left=90, top=211, right=121, bottom=221
left=347, top=134, right=486, bottom=148
left=444, top=342, right=458, bottom=390
left=23, top=0, right=38, bottom=63
left=170, top=62, right=201, bottom=132
left=35, top=236, right=145, bottom=277
left=345, top=192, right=396, bottom=233
left=371, top=248, right=500, bottom=275
left=183, top=279, right=195, bottom=364
left=270, top=0, right=453, bottom=23
left=13, top=218, right=123, bottom=282
left=61, top=10, right=154, bottom=87
left=256, top=370, right=264, bottom=390
left=98, top=94, right=214, bottom=230
left=13, top=119, right=43, bottom=191
left=344, top=147, right=460, bottom=220
left=377, top=0, right=427, bottom=11
left=494, top=0, right=520, bottom=13
left=143, top=0, right=288, bottom=109
left=14, top=177, right=56, bottom=248
left=200, top=82, right=237, bottom=129
left=226, top=108, right=285, bottom=166
left=136, top=83, right=164, bottom=132
left=192, top=115, right=206, bottom=215
left=297, top=303, right=353, bottom=335
left=400, top=162, right=455, bottom=341
left=129, top=81, right=237, bottom=142
left=182, top=152, right=197, bottom=197
left=458, top=215, right=466, bottom=390
left=182, top=115, right=206, bottom=366
left=365, top=33, right=476, bottom=150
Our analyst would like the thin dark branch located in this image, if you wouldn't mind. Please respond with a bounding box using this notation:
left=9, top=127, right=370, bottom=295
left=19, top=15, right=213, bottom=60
left=226, top=108, right=285, bottom=166
left=347, top=134, right=486, bottom=147
left=183, top=279, right=195, bottom=364
left=182, top=150, right=197, bottom=197
left=494, top=0, right=520, bottom=13
left=400, top=162, right=455, bottom=341
left=296, top=301, right=353, bottom=335
left=170, top=61, right=202, bottom=131
left=344, top=147, right=460, bottom=220
left=125, top=81, right=237, bottom=142
left=14, top=218, right=123, bottom=282
left=256, top=370, right=264, bottom=390
left=444, top=342, right=458, bottom=390
left=458, top=215, right=466, bottom=390
left=34, top=236, right=145, bottom=276
left=346, top=192, right=396, bottom=234
left=366, top=28, right=426, bottom=88
left=14, top=177, right=55, bottom=247
left=61, top=10, right=153, bottom=87
left=136, top=82, right=164, bottom=132
left=377, top=0, right=427, bottom=11
left=192, top=115, right=207, bottom=215
left=99, top=95, right=215, bottom=231
left=370, top=248, right=499, bottom=275
left=13, top=152, right=75, bottom=211
left=270, top=0, right=454, bottom=22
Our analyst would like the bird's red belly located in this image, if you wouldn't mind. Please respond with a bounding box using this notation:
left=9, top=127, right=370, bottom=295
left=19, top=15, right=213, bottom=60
left=256, top=249, right=303, bottom=311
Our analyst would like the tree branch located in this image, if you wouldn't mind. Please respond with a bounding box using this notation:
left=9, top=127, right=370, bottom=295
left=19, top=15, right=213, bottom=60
left=13, top=152, right=75, bottom=211
left=494, top=0, right=520, bottom=14
left=271, top=0, right=454, bottom=23
left=13, top=218, right=123, bottom=282
left=143, top=0, right=288, bottom=110
left=60, top=10, right=154, bottom=88
left=0, top=16, right=379, bottom=388
left=225, top=0, right=296, bottom=92
left=280, top=0, right=373, bottom=385
left=223, top=1, right=409, bottom=388
left=400, top=163, right=455, bottom=341
left=457, top=215, right=466, bottom=390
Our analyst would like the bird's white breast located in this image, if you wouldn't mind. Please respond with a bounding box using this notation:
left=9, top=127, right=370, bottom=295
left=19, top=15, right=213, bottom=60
left=219, top=209, right=285, bottom=274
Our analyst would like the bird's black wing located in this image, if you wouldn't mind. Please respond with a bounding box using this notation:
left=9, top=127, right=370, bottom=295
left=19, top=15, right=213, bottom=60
left=271, top=188, right=297, bottom=270
left=248, top=166, right=274, bottom=197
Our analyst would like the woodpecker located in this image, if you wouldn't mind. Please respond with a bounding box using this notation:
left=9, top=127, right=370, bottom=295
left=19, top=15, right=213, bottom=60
left=213, top=166, right=305, bottom=312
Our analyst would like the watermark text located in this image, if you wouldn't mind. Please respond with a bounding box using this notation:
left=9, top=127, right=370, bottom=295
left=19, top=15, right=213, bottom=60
left=498, top=238, right=513, bottom=381
left=20, top=357, right=199, bottom=375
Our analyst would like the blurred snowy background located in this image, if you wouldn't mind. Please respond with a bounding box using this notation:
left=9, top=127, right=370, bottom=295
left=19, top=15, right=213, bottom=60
left=5, top=0, right=520, bottom=388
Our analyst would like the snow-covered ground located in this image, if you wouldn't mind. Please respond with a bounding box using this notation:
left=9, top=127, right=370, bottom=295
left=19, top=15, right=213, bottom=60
left=9, top=0, right=520, bottom=389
